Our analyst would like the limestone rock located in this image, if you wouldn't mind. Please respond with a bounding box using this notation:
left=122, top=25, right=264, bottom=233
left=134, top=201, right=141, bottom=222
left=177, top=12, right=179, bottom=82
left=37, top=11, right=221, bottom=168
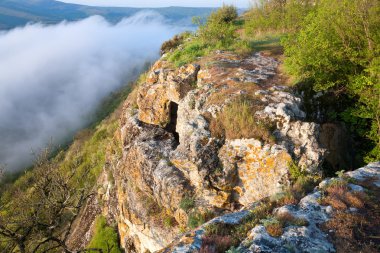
left=162, top=163, right=380, bottom=253
left=115, top=51, right=330, bottom=252
left=137, top=63, right=200, bottom=127
left=218, top=139, right=292, bottom=206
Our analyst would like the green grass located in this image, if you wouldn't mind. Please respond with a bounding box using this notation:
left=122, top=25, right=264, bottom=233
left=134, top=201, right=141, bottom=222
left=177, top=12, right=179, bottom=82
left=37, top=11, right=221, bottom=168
left=87, top=216, right=122, bottom=253
left=187, top=211, right=205, bottom=229
left=179, top=196, right=195, bottom=212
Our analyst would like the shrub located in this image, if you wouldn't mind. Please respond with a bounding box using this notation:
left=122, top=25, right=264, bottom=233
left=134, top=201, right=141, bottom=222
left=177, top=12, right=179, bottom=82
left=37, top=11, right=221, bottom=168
left=194, top=5, right=238, bottom=46
left=282, top=0, right=380, bottom=162
left=87, top=216, right=122, bottom=253
left=321, top=178, right=368, bottom=210
left=277, top=212, right=309, bottom=227
left=204, top=222, right=235, bottom=237
left=288, top=161, right=306, bottom=181
left=274, top=190, right=298, bottom=206
left=211, top=5, right=238, bottom=24
left=244, top=0, right=315, bottom=36
left=160, top=32, right=190, bottom=55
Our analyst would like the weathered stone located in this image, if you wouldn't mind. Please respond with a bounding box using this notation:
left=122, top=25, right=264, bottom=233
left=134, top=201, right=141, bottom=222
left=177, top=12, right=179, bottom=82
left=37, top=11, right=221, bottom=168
left=219, top=139, right=292, bottom=206
left=162, top=163, right=380, bottom=253
left=116, top=51, right=331, bottom=252
left=137, top=83, right=171, bottom=127
left=137, top=64, right=200, bottom=127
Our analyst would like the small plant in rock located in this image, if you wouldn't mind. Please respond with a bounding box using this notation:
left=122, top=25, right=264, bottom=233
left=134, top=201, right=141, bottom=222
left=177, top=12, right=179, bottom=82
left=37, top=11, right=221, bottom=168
left=180, top=196, right=195, bottom=212
left=188, top=211, right=205, bottom=229
left=163, top=215, right=176, bottom=228
left=335, top=170, right=345, bottom=178
left=288, top=161, right=306, bottom=181
left=210, top=96, right=274, bottom=142
left=320, top=179, right=367, bottom=210
left=226, top=246, right=240, bottom=253
left=261, top=217, right=283, bottom=237
left=277, top=212, right=309, bottom=227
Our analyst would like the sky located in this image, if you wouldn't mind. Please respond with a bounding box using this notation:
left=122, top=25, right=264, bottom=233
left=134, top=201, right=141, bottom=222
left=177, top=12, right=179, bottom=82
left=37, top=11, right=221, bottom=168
left=58, top=0, right=252, bottom=8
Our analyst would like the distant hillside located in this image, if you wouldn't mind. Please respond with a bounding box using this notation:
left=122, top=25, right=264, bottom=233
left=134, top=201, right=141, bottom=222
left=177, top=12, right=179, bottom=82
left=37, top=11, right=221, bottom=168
left=0, top=0, right=215, bottom=29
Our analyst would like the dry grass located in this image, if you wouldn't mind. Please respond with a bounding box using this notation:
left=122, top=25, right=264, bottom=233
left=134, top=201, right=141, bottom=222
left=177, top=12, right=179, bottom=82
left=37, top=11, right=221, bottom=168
left=266, top=223, right=283, bottom=237
left=320, top=179, right=380, bottom=253
left=277, top=212, right=309, bottom=227
left=276, top=191, right=298, bottom=206
left=200, top=235, right=235, bottom=253
left=321, top=180, right=366, bottom=210
left=208, top=96, right=274, bottom=143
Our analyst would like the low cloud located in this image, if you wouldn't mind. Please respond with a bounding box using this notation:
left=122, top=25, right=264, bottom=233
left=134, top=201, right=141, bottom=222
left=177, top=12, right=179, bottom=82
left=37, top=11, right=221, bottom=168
left=0, top=12, right=181, bottom=171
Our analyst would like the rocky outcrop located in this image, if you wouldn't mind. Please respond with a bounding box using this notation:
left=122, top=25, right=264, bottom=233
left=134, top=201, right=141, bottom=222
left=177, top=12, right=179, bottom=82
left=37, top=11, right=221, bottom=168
left=163, top=162, right=380, bottom=253
left=137, top=63, right=200, bottom=127
left=113, top=51, right=328, bottom=252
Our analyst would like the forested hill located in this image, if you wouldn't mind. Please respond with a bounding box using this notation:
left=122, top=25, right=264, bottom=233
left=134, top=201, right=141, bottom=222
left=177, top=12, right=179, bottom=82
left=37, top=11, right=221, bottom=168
left=0, top=0, right=215, bottom=29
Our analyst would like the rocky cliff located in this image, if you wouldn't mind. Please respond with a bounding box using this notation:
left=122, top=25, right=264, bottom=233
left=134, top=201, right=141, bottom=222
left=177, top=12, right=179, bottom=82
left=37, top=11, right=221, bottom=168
left=85, top=46, right=380, bottom=253
left=97, top=49, right=332, bottom=252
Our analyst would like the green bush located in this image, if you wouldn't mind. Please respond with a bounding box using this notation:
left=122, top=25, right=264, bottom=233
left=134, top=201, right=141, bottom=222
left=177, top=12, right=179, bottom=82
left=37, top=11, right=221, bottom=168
left=166, top=5, right=243, bottom=67
left=282, top=0, right=380, bottom=162
left=197, top=5, right=238, bottom=47
left=245, top=0, right=315, bottom=36
left=87, top=216, right=122, bottom=253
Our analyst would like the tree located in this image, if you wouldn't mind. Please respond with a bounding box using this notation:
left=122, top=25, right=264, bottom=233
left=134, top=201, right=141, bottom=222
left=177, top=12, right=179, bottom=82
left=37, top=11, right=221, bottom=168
left=196, top=5, right=238, bottom=47
left=0, top=148, right=98, bottom=253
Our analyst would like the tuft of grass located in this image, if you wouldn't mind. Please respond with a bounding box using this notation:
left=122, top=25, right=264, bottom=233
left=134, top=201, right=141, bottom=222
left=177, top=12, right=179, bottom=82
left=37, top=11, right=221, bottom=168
left=200, top=235, right=235, bottom=253
left=209, top=96, right=274, bottom=143
left=277, top=212, right=309, bottom=227
left=167, top=41, right=209, bottom=67
left=179, top=196, right=195, bottom=212
left=188, top=211, right=205, bottom=229
left=163, top=215, right=177, bottom=228
left=266, top=223, right=284, bottom=237
left=261, top=217, right=283, bottom=237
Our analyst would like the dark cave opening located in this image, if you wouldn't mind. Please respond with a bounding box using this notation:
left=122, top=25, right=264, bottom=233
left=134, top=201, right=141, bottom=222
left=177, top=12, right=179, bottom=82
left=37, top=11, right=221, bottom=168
left=165, top=101, right=179, bottom=146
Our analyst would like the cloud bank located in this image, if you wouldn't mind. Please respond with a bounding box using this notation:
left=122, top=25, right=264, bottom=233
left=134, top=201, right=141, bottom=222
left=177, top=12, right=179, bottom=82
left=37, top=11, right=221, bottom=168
left=0, top=12, right=181, bottom=171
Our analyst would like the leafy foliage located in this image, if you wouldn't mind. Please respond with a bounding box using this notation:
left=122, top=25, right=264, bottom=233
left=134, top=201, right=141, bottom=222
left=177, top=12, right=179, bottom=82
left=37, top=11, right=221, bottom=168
left=165, top=5, right=250, bottom=67
left=187, top=211, right=205, bottom=229
left=282, top=0, right=380, bottom=162
left=245, top=0, right=315, bottom=36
